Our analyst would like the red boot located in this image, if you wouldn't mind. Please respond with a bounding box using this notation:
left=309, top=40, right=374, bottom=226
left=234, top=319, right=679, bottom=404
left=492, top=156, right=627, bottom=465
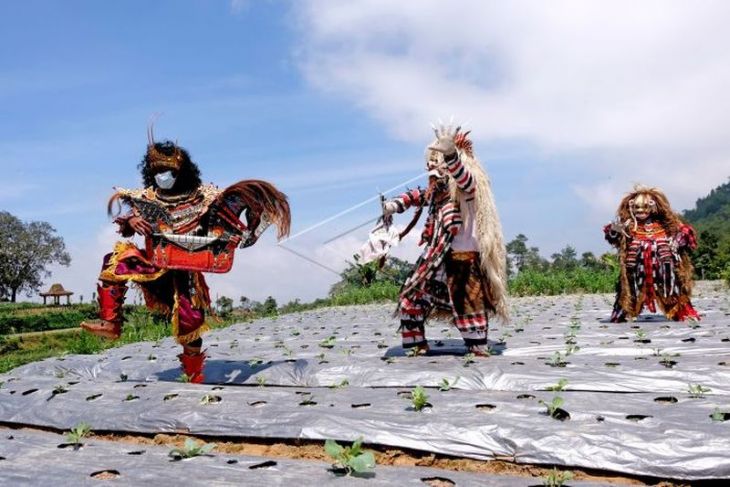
left=80, top=283, right=127, bottom=340
left=178, top=351, right=206, bottom=383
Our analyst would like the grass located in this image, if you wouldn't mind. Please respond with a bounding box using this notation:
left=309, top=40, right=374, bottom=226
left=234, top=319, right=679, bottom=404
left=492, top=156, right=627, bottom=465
left=509, top=268, right=617, bottom=296
left=0, top=307, right=241, bottom=374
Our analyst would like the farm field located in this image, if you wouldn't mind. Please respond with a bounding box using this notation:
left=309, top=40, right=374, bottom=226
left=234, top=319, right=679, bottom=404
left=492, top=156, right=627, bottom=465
left=1, top=282, right=728, bottom=485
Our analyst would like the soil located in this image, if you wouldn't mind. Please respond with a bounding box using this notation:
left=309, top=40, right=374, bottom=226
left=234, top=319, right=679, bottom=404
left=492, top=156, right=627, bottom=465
left=62, top=429, right=690, bottom=486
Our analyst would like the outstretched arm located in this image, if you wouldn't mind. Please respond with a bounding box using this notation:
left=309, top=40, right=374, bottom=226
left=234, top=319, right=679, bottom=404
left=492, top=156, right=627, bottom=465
left=383, top=187, right=427, bottom=216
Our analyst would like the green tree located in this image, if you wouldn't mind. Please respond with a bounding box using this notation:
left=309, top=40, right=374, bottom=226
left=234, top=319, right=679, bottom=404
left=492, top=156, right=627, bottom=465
left=0, top=212, right=71, bottom=302
left=550, top=245, right=578, bottom=271
left=215, top=295, right=233, bottom=317
left=262, top=296, right=278, bottom=315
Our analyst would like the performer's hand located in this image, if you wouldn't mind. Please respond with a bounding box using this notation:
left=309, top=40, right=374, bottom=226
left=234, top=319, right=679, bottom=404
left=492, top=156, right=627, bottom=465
left=428, top=120, right=460, bottom=156
left=382, top=201, right=399, bottom=216
left=128, top=216, right=152, bottom=236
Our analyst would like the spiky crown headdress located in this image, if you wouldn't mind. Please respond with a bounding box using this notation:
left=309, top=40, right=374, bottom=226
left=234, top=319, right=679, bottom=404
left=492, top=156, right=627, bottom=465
left=146, top=123, right=183, bottom=172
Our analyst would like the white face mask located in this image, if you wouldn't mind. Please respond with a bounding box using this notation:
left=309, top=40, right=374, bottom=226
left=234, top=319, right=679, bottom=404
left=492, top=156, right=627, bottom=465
left=154, top=170, right=176, bottom=190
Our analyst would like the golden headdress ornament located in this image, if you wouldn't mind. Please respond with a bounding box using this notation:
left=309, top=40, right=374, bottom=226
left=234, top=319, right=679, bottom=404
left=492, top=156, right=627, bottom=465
left=146, top=121, right=183, bottom=171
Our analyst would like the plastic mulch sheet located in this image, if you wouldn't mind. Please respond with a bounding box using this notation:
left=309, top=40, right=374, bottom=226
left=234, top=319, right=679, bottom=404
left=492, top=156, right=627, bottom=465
left=1, top=283, right=729, bottom=480
left=2, top=428, right=618, bottom=486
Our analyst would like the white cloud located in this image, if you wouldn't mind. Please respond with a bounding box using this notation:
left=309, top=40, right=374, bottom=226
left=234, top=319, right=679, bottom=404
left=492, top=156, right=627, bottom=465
left=293, top=0, right=730, bottom=209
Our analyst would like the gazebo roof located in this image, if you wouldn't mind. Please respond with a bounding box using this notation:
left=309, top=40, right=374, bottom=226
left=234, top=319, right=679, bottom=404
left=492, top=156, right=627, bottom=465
left=40, top=283, right=74, bottom=297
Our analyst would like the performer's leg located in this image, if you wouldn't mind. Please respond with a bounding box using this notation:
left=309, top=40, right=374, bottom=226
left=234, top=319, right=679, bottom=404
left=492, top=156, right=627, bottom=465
left=399, top=295, right=430, bottom=354
left=174, top=272, right=208, bottom=383
left=446, top=252, right=489, bottom=356
left=81, top=250, right=129, bottom=339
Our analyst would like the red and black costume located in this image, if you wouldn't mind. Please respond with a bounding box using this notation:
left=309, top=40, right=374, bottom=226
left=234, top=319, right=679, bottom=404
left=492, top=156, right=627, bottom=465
left=604, top=186, right=699, bottom=322
left=82, top=132, right=290, bottom=382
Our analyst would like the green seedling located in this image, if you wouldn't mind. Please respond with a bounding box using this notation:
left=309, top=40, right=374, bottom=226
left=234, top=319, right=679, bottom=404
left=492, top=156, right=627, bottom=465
left=565, top=344, right=580, bottom=356
left=539, top=396, right=565, bottom=419
left=328, top=379, right=350, bottom=389
left=324, top=437, right=376, bottom=476
left=546, top=379, right=568, bottom=392
left=463, top=353, right=476, bottom=367
left=688, top=383, right=711, bottom=398
left=168, top=438, right=215, bottom=460
left=248, top=358, right=264, bottom=368
left=66, top=422, right=91, bottom=448
left=319, top=336, right=336, bottom=349
left=547, top=351, right=567, bottom=367
left=438, top=377, right=459, bottom=392
left=542, top=467, right=573, bottom=487
left=711, top=408, right=729, bottom=422
left=411, top=385, right=430, bottom=411
left=177, top=373, right=190, bottom=383
left=200, top=394, right=221, bottom=405
left=256, top=376, right=266, bottom=387
left=659, top=352, right=679, bottom=368
left=635, top=329, right=647, bottom=341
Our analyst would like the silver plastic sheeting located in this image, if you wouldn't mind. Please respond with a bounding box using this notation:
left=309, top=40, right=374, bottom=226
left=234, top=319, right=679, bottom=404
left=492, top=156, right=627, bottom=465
left=1, top=283, right=729, bottom=481
left=2, top=428, right=609, bottom=486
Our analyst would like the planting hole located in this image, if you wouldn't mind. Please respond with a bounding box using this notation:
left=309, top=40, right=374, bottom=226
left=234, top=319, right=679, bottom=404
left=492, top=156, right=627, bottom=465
left=605, top=362, right=620, bottom=368
left=351, top=403, right=371, bottom=409
left=517, top=394, right=535, bottom=400
left=710, top=412, right=730, bottom=422
left=421, top=477, right=455, bottom=486
left=476, top=403, right=496, bottom=412
left=249, top=460, right=277, bottom=470
left=163, top=394, right=178, bottom=402
left=121, top=356, right=132, bottom=361
left=212, top=386, right=224, bottom=391
left=124, top=395, right=139, bottom=402
left=127, top=450, right=145, bottom=455
left=90, top=470, right=120, bottom=480
left=626, top=414, right=652, bottom=422
left=22, top=389, right=38, bottom=396
left=86, top=394, right=103, bottom=402
left=249, top=400, right=267, bottom=407
left=654, top=396, right=678, bottom=404
left=511, top=361, right=525, bottom=366
left=596, top=416, right=605, bottom=422
left=227, top=459, right=238, bottom=465
left=299, top=399, right=317, bottom=406
left=552, top=408, right=570, bottom=421
left=133, top=384, right=147, bottom=389
left=722, top=338, right=730, bottom=343
left=681, top=338, right=696, bottom=343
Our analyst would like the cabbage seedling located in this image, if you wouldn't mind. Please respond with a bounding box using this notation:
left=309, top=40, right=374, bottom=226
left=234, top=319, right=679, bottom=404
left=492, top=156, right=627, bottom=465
left=411, top=386, right=430, bottom=411
left=168, top=438, right=215, bottom=460
left=324, top=437, right=376, bottom=476
left=66, top=422, right=91, bottom=449
left=539, top=396, right=565, bottom=419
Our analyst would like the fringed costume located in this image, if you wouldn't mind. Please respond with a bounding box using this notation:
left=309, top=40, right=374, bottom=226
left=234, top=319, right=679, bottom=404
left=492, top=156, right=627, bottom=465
left=604, top=185, right=699, bottom=322
left=82, top=127, right=290, bottom=382
left=386, top=124, right=509, bottom=355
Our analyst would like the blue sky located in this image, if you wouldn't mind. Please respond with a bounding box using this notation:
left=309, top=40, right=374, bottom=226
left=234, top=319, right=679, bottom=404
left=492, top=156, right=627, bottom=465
left=2, top=1, right=729, bottom=303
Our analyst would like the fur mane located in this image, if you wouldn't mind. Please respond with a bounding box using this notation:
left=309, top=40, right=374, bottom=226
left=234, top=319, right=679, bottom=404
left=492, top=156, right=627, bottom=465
left=448, top=149, right=510, bottom=324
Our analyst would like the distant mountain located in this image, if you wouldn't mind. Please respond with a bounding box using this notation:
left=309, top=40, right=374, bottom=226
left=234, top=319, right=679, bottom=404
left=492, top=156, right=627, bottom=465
left=683, top=178, right=730, bottom=279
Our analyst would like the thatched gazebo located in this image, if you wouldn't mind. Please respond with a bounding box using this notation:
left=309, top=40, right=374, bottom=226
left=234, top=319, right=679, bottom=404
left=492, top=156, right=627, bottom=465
left=40, top=283, right=74, bottom=306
